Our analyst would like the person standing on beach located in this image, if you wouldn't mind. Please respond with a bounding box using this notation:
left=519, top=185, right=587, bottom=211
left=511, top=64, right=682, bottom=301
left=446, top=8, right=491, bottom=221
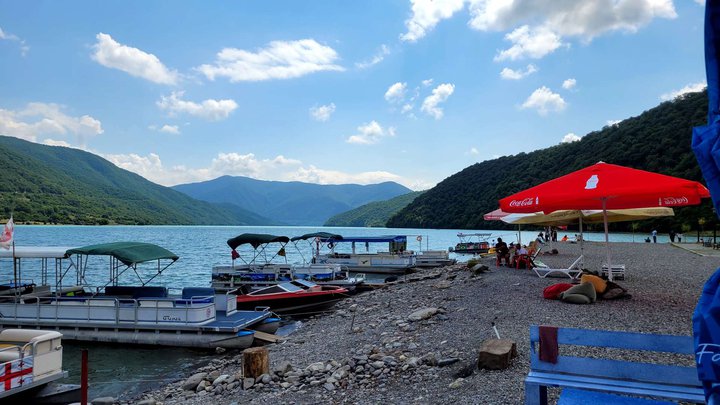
left=677, top=232, right=683, bottom=243
left=652, top=229, right=657, bottom=243
left=669, top=230, right=676, bottom=243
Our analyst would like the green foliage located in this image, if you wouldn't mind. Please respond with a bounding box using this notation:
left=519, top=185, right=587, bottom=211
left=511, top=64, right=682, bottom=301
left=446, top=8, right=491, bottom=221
left=387, top=91, right=715, bottom=233
left=324, top=191, right=424, bottom=227
left=0, top=136, right=272, bottom=225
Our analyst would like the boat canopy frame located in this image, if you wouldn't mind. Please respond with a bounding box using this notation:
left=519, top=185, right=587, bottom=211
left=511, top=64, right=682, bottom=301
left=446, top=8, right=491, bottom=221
left=0, top=247, right=81, bottom=293
left=66, top=242, right=179, bottom=292
left=226, top=233, right=290, bottom=266
left=289, top=232, right=344, bottom=264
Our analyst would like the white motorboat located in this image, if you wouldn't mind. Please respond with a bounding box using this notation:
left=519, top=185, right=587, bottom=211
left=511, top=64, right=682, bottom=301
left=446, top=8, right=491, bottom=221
left=415, top=250, right=457, bottom=268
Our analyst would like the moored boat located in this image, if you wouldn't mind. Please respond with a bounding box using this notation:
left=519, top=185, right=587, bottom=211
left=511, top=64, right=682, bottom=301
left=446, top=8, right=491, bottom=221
left=415, top=250, right=457, bottom=268
left=233, top=279, right=348, bottom=315
left=449, top=233, right=492, bottom=254
left=290, top=232, right=366, bottom=291
left=0, top=329, right=80, bottom=403
left=315, top=235, right=416, bottom=274
left=0, top=243, right=272, bottom=349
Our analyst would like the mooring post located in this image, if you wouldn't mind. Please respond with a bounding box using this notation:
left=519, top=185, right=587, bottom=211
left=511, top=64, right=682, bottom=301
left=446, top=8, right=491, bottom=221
left=81, top=348, right=88, bottom=405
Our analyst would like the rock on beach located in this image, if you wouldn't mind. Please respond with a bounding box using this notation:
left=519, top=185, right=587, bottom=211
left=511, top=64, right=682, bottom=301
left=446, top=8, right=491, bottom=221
left=137, top=242, right=720, bottom=404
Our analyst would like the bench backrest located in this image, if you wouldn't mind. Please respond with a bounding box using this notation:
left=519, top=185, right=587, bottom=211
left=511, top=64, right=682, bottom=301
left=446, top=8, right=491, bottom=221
left=529, top=325, right=701, bottom=388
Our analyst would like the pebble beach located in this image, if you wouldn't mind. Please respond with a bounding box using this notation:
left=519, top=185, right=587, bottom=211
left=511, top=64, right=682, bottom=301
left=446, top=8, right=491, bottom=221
left=133, top=241, right=720, bottom=405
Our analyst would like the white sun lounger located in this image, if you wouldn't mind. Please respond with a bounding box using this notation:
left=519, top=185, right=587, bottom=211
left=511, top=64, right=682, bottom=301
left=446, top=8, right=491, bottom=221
left=532, top=256, right=583, bottom=279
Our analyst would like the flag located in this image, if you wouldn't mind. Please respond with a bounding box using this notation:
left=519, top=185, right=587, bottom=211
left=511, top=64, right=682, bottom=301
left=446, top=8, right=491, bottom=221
left=231, top=249, right=240, bottom=260
left=277, top=247, right=286, bottom=257
left=0, top=217, right=14, bottom=250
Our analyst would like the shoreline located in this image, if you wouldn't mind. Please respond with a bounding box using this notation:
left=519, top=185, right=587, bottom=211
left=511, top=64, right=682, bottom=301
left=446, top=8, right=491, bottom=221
left=126, top=241, right=719, bottom=404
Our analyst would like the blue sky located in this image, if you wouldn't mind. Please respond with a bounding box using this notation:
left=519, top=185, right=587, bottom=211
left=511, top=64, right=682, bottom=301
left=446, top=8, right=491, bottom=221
left=0, top=0, right=708, bottom=190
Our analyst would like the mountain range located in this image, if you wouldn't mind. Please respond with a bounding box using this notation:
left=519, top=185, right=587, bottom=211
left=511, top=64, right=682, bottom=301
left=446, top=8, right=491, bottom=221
left=324, top=191, right=424, bottom=227
left=172, top=176, right=412, bottom=226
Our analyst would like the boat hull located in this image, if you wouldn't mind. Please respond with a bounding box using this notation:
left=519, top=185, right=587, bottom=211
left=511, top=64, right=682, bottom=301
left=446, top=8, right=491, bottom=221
left=236, top=291, right=347, bottom=315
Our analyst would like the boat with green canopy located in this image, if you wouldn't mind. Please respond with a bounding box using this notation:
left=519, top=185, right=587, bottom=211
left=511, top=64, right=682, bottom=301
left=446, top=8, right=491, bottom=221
left=0, top=242, right=274, bottom=349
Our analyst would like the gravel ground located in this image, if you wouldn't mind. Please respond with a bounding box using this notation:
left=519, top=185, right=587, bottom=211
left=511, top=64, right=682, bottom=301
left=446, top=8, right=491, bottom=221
left=132, top=242, right=720, bottom=405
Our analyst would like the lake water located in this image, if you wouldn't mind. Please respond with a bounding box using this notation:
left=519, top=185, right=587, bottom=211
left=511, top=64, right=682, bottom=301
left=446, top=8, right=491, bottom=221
left=2, top=224, right=678, bottom=399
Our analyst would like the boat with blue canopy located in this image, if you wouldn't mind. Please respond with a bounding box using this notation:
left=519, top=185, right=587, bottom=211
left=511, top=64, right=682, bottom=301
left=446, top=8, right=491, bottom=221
left=0, top=242, right=274, bottom=349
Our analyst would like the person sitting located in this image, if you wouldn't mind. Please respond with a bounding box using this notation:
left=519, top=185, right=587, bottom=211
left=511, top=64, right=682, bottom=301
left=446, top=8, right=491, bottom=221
left=495, top=237, right=510, bottom=266
left=561, top=235, right=569, bottom=242
left=512, top=244, right=529, bottom=268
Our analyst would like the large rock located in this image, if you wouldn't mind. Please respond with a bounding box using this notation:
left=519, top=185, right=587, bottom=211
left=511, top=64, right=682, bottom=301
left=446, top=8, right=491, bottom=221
left=182, top=372, right=207, bottom=391
left=273, top=360, right=293, bottom=376
left=477, top=339, right=517, bottom=370
left=408, top=308, right=439, bottom=322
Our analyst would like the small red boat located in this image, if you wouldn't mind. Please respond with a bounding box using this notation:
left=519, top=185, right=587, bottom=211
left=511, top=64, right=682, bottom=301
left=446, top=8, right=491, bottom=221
left=233, top=279, right=348, bottom=315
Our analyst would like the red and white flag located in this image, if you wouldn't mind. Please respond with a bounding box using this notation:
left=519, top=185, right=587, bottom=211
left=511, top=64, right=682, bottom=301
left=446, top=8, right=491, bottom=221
left=0, top=217, right=13, bottom=250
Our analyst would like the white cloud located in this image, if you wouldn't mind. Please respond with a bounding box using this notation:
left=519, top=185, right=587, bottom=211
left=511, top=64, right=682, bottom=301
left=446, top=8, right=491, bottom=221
left=347, top=121, right=396, bottom=145
left=91, top=33, right=178, bottom=85
left=158, top=124, right=180, bottom=134
left=356, top=44, right=390, bottom=69
left=421, top=83, right=455, bottom=119
left=104, top=150, right=417, bottom=188
left=401, top=0, right=466, bottom=42
left=561, top=133, right=581, bottom=143
left=606, top=119, right=622, bottom=126
left=696, top=0, right=705, bottom=5
left=500, top=64, right=538, bottom=80
left=0, top=102, right=103, bottom=145
left=0, top=27, right=29, bottom=56
left=659, top=81, right=707, bottom=101
left=495, top=25, right=563, bottom=61
left=196, top=39, right=344, bottom=82
left=310, top=103, right=336, bottom=122
left=385, top=82, right=408, bottom=103
left=521, top=86, right=567, bottom=115
left=422, top=78, right=434, bottom=87
left=562, top=78, right=577, bottom=90
left=401, top=104, right=414, bottom=114
left=468, top=0, right=676, bottom=39
left=469, top=147, right=479, bottom=155
left=42, top=139, right=71, bottom=147
left=157, top=91, right=238, bottom=121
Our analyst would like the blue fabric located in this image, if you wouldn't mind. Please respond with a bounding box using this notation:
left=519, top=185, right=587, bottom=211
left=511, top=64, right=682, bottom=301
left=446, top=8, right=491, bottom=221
left=695, top=3, right=720, bottom=403
left=558, top=388, right=673, bottom=405
left=693, top=267, right=720, bottom=404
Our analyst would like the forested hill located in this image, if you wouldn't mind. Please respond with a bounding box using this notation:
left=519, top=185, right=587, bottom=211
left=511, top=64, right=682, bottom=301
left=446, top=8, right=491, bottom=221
left=387, top=90, right=714, bottom=232
left=324, top=191, right=424, bottom=227
left=0, top=136, right=271, bottom=225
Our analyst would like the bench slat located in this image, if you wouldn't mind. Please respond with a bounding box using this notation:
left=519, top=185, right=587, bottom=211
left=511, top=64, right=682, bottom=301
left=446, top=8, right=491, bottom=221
left=530, top=325, right=695, bottom=354
left=530, top=353, right=700, bottom=387
left=528, top=371, right=704, bottom=398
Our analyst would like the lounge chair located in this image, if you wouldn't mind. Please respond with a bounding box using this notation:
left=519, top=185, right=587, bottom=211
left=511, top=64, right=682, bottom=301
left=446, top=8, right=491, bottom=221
left=532, top=256, right=583, bottom=279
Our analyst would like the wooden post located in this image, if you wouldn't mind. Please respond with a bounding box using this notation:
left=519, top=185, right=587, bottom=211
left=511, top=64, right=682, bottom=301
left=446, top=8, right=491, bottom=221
left=242, top=347, right=269, bottom=379
left=81, top=349, right=88, bottom=405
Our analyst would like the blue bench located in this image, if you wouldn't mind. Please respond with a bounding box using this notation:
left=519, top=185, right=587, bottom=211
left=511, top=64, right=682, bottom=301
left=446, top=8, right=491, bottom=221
left=525, top=325, right=705, bottom=404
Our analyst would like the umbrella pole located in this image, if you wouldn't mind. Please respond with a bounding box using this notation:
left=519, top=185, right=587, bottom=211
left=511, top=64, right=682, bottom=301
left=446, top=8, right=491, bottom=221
left=579, top=216, right=584, bottom=268
left=602, top=198, right=613, bottom=282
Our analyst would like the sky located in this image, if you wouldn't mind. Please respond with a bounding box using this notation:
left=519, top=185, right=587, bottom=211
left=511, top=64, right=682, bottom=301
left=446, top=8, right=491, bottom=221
left=0, top=0, right=709, bottom=191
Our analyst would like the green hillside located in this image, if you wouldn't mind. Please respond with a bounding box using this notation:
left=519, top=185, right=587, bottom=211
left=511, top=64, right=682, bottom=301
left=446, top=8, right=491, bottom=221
left=325, top=191, right=424, bottom=227
left=0, top=136, right=271, bottom=225
left=388, top=91, right=714, bottom=233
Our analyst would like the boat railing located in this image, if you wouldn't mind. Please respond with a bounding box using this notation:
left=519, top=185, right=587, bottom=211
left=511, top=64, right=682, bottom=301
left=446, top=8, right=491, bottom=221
left=0, top=294, right=216, bottom=327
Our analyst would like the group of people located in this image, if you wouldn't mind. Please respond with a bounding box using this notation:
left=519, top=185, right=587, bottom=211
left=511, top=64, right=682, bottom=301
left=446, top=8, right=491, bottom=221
left=644, top=229, right=683, bottom=243
left=495, top=237, right=531, bottom=268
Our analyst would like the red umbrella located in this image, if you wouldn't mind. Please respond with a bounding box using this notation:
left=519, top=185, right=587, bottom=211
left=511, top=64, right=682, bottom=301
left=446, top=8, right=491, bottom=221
left=499, top=162, right=710, bottom=280
left=499, top=162, right=709, bottom=214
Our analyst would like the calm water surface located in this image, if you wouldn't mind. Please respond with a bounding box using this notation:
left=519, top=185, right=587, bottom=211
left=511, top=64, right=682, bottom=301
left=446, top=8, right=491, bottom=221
left=3, top=225, right=669, bottom=399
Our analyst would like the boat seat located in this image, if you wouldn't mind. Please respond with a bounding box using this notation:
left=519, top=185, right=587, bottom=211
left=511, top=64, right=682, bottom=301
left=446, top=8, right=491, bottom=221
left=0, top=348, right=22, bottom=363
left=105, top=285, right=168, bottom=298
left=181, top=287, right=214, bottom=299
